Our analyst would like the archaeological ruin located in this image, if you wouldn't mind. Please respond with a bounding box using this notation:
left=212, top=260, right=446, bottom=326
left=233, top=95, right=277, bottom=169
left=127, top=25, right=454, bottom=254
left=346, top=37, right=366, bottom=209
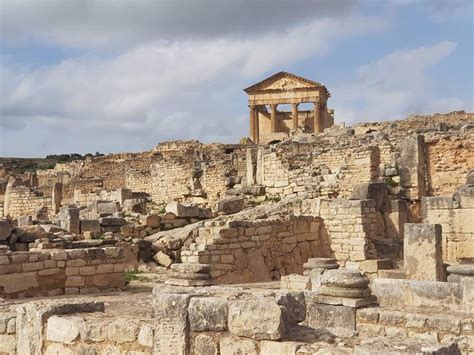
left=0, top=74, right=473, bottom=354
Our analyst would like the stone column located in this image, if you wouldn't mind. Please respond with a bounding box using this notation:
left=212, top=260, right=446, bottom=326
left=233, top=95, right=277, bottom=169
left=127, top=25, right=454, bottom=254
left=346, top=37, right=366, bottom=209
left=52, top=182, right=62, bottom=214
left=291, top=103, right=299, bottom=130
left=270, top=104, right=277, bottom=133
left=254, top=111, right=259, bottom=144
left=249, top=104, right=256, bottom=142
left=313, top=101, right=321, bottom=133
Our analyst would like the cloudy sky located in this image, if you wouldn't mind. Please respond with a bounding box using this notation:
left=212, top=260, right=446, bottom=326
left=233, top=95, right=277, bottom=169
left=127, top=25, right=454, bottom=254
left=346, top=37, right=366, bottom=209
left=0, top=0, right=473, bottom=157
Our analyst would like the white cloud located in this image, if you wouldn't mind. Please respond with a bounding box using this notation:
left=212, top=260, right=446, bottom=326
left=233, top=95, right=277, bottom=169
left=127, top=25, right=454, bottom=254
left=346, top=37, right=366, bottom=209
left=0, top=0, right=358, bottom=48
left=331, top=41, right=467, bottom=124
left=0, top=15, right=382, bottom=156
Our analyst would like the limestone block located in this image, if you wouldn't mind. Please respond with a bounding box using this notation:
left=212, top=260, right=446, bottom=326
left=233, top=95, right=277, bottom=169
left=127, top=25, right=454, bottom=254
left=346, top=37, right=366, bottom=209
left=351, top=183, right=386, bottom=211
left=122, top=198, right=147, bottom=213
left=166, top=202, right=212, bottom=219
left=194, top=334, right=218, bottom=355
left=46, top=316, right=85, bottom=344
left=219, top=336, right=258, bottom=355
left=96, top=201, right=120, bottom=215
left=80, top=219, right=101, bottom=233
left=0, top=220, right=12, bottom=241
left=216, top=197, right=245, bottom=215
left=153, top=251, right=173, bottom=267
left=99, top=217, right=125, bottom=226
left=140, top=214, right=161, bottom=228
left=170, top=263, right=211, bottom=274
left=260, top=341, right=303, bottom=355
left=138, top=324, right=154, bottom=347
left=153, top=291, right=191, bottom=355
left=59, top=206, right=80, bottom=234
left=0, top=334, right=16, bottom=353
left=404, top=223, right=443, bottom=281
left=107, top=319, right=139, bottom=343
left=228, top=298, right=284, bottom=340
left=461, top=278, right=474, bottom=311
left=0, top=272, right=38, bottom=294
left=188, top=297, right=228, bottom=331
left=307, top=303, right=356, bottom=330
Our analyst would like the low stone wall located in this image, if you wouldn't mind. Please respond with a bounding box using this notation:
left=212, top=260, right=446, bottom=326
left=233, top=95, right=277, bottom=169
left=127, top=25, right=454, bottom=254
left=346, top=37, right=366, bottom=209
left=0, top=247, right=126, bottom=299
left=356, top=306, right=474, bottom=352
left=4, top=186, right=51, bottom=218
left=181, top=216, right=328, bottom=283
left=371, top=278, right=474, bottom=311
left=43, top=314, right=153, bottom=354
left=422, top=185, right=474, bottom=262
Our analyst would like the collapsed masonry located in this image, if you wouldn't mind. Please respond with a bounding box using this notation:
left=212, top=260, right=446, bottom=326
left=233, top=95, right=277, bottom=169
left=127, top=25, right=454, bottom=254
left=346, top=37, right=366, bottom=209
left=0, top=111, right=473, bottom=354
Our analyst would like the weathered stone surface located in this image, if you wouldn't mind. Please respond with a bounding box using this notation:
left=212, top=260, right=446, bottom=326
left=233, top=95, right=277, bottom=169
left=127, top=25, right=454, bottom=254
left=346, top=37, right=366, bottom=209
left=153, top=251, right=173, bottom=267
left=0, top=220, right=12, bottom=241
left=220, top=336, right=258, bottom=355
left=138, top=324, right=154, bottom=347
left=216, top=197, right=245, bottom=215
left=303, top=257, right=338, bottom=270
left=170, top=263, right=211, bottom=274
left=99, top=217, right=125, bottom=226
left=228, top=298, right=284, bottom=340
left=153, top=291, right=192, bottom=355
left=166, top=202, right=212, bottom=219
left=107, top=319, right=139, bottom=343
left=404, top=223, right=443, bottom=281
left=371, top=278, right=463, bottom=308
left=0, top=334, right=16, bottom=354
left=46, top=316, right=85, bottom=344
left=321, top=269, right=370, bottom=289
left=122, top=198, right=147, bottom=213
left=260, top=340, right=303, bottom=355
left=80, top=219, right=101, bottom=233
left=96, top=201, right=120, bottom=215
left=59, top=206, right=80, bottom=234
left=194, top=334, right=219, bottom=355
left=140, top=214, right=161, bottom=228
left=307, top=303, right=356, bottom=330
left=188, top=297, right=228, bottom=331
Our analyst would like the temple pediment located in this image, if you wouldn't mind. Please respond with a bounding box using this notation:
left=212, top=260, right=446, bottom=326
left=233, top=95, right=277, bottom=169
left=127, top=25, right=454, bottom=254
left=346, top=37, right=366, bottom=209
left=244, top=71, right=325, bottom=93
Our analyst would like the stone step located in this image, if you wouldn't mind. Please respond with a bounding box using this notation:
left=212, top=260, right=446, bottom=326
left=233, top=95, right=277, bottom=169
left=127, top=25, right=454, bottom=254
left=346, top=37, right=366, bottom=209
left=169, top=271, right=211, bottom=280
left=170, top=263, right=211, bottom=274
left=378, top=268, right=406, bottom=279
left=164, top=278, right=213, bottom=287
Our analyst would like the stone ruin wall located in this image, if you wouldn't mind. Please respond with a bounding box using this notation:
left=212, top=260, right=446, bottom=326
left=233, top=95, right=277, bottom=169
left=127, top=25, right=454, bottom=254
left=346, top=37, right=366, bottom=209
left=426, top=131, right=474, bottom=196
left=3, top=186, right=51, bottom=219
left=181, top=216, right=328, bottom=283
left=259, top=143, right=380, bottom=199
left=125, top=169, right=152, bottom=195
left=0, top=247, right=127, bottom=299
left=422, top=185, right=474, bottom=263
left=181, top=198, right=380, bottom=284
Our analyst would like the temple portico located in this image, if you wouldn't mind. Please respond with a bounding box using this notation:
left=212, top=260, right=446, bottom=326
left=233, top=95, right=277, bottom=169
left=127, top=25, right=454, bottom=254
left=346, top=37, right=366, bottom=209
left=244, top=71, right=334, bottom=144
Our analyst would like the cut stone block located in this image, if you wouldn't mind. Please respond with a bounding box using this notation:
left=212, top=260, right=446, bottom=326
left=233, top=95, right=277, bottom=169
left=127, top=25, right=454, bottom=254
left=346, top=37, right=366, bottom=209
left=404, top=223, right=443, bottom=281
left=228, top=298, right=283, bottom=340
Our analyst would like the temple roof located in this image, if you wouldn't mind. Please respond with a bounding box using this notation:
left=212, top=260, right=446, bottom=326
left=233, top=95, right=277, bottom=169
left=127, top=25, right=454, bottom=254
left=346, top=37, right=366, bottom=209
left=244, top=71, right=330, bottom=97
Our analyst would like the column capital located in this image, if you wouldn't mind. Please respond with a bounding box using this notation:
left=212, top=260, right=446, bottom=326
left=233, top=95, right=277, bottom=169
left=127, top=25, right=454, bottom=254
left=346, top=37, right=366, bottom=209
left=249, top=103, right=256, bottom=109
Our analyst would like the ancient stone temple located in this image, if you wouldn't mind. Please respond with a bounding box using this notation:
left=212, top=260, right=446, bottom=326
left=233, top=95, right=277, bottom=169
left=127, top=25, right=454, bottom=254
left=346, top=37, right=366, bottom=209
left=244, top=71, right=334, bottom=144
